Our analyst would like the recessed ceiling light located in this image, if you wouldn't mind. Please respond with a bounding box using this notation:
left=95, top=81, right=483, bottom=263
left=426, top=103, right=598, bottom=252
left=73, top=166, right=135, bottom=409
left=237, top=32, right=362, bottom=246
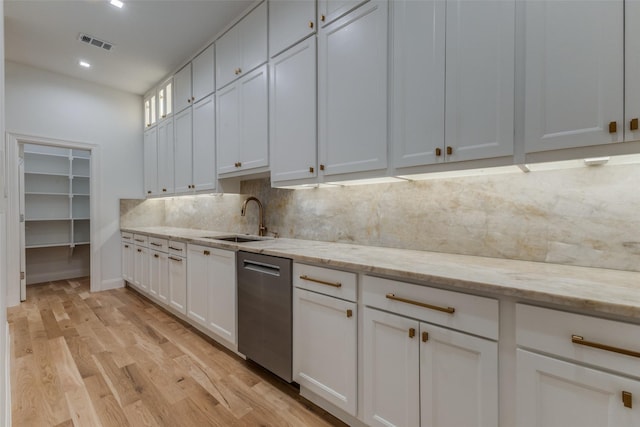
left=79, top=60, right=91, bottom=68
left=110, top=0, right=124, bottom=8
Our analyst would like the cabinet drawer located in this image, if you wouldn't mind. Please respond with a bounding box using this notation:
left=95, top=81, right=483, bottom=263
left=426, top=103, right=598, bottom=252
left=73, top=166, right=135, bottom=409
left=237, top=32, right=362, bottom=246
left=363, top=276, right=499, bottom=340
left=133, top=234, right=148, bottom=247
left=148, top=237, right=168, bottom=252
left=293, top=263, right=357, bottom=302
left=121, top=232, right=133, bottom=241
left=168, top=240, right=187, bottom=256
left=517, top=304, right=640, bottom=378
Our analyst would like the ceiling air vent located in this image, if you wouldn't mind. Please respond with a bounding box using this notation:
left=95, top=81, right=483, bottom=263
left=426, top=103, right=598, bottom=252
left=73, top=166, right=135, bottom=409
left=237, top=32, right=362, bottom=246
left=77, top=33, right=114, bottom=52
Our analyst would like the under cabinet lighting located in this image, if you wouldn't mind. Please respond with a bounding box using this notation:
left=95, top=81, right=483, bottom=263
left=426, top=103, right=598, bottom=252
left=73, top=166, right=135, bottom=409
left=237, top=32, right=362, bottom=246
left=79, top=60, right=91, bottom=68
left=110, top=0, right=124, bottom=8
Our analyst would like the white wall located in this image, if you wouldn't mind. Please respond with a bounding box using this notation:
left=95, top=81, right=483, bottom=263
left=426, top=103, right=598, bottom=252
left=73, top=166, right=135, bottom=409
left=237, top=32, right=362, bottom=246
left=5, top=61, right=143, bottom=299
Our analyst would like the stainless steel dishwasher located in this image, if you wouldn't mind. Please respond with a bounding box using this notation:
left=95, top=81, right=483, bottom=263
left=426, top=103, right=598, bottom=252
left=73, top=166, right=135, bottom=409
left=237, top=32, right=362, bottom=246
left=237, top=251, right=293, bottom=382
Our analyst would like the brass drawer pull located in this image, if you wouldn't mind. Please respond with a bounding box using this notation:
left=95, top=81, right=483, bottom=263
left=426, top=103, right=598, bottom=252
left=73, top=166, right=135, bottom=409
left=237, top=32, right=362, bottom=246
left=168, top=246, right=183, bottom=251
left=346, top=309, right=353, bottom=318
left=571, top=335, right=640, bottom=358
left=409, top=328, right=416, bottom=338
left=609, top=121, right=618, bottom=133
left=168, top=256, right=182, bottom=262
left=137, top=249, right=142, bottom=253
left=154, top=254, right=159, bottom=258
left=385, top=293, right=455, bottom=314
left=631, top=118, right=639, bottom=131
left=203, top=250, right=210, bottom=256
left=134, top=238, right=145, bottom=242
left=422, top=331, right=429, bottom=342
left=150, top=242, right=162, bottom=247
left=124, top=244, right=129, bottom=248
left=299, top=275, right=341, bottom=288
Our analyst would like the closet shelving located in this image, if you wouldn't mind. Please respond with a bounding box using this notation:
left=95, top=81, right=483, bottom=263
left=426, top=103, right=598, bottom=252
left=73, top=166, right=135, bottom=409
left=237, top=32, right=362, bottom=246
left=23, top=144, right=91, bottom=249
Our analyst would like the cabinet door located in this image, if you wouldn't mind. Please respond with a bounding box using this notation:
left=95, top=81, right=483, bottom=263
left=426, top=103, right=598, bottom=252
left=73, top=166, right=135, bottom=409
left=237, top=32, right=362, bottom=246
left=121, top=241, right=134, bottom=283
left=149, top=250, right=169, bottom=305
left=364, top=307, right=420, bottom=427
left=216, top=83, right=240, bottom=174
left=192, top=95, right=216, bottom=191
left=294, top=289, right=357, bottom=415
left=174, top=63, right=193, bottom=113
left=391, top=0, right=445, bottom=168
left=270, top=38, right=317, bottom=183
left=157, top=118, right=175, bottom=195
left=144, top=91, right=157, bottom=129
left=187, top=246, right=209, bottom=327
left=524, top=0, right=623, bottom=153
left=626, top=1, right=640, bottom=142
left=134, top=246, right=149, bottom=293
left=269, top=0, right=316, bottom=58
left=517, top=350, right=640, bottom=427
left=317, top=0, right=367, bottom=27
left=238, top=1, right=268, bottom=76
left=192, top=44, right=215, bottom=103
left=143, top=127, right=158, bottom=196
left=444, top=0, right=514, bottom=162
left=239, top=65, right=269, bottom=171
left=318, top=1, right=388, bottom=176
left=168, top=255, right=187, bottom=315
left=216, top=26, right=239, bottom=90
left=420, top=323, right=498, bottom=427
left=174, top=107, right=193, bottom=193
left=207, top=248, right=236, bottom=345
left=158, top=78, right=173, bottom=121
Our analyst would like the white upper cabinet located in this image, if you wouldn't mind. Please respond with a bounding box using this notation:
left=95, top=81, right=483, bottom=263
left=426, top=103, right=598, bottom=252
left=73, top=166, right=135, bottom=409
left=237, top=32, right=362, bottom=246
left=269, top=0, right=316, bottom=58
left=174, top=63, right=193, bottom=113
left=318, top=0, right=388, bottom=177
left=391, top=0, right=445, bottom=169
left=157, top=118, right=174, bottom=195
left=270, top=38, right=317, bottom=183
left=217, top=64, right=269, bottom=175
left=143, top=127, right=158, bottom=196
left=524, top=0, right=624, bottom=153
left=317, top=0, right=367, bottom=27
left=216, top=1, right=268, bottom=90
left=192, top=44, right=215, bottom=103
left=626, top=1, right=640, bottom=142
left=444, top=0, right=514, bottom=162
left=174, top=107, right=193, bottom=193
left=158, top=78, right=173, bottom=122
left=143, top=90, right=157, bottom=129
left=192, top=94, right=216, bottom=191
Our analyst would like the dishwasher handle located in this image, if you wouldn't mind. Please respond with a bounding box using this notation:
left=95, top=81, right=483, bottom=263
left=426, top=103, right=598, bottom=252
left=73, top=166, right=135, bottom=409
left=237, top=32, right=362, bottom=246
left=242, top=259, right=281, bottom=276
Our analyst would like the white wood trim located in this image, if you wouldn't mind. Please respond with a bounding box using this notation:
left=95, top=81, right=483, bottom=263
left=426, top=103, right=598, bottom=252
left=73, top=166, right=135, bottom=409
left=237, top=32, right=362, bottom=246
left=6, top=132, right=101, bottom=305
left=4, top=322, right=11, bottom=427
left=101, top=277, right=124, bottom=291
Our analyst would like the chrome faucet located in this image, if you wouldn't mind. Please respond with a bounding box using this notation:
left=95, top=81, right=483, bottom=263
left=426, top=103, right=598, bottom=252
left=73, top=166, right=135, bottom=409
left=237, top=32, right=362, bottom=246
left=241, top=196, right=267, bottom=236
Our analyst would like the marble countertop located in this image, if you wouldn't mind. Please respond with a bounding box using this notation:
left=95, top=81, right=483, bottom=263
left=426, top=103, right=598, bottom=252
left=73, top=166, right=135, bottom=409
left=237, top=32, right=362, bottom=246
left=122, top=226, right=640, bottom=319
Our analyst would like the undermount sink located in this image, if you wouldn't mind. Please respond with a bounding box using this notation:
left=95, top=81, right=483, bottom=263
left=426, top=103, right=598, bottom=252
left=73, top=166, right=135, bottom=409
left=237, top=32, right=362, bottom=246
left=199, top=235, right=270, bottom=243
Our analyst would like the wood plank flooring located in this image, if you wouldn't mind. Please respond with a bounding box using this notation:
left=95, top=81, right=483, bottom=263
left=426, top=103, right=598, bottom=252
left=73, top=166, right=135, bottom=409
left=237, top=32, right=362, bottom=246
left=8, top=278, right=347, bottom=427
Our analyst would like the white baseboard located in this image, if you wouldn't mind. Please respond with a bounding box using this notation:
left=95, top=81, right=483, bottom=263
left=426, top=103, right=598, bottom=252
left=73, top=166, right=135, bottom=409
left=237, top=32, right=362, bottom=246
left=26, top=268, right=89, bottom=285
left=5, top=322, right=11, bottom=427
left=300, top=386, right=367, bottom=427
left=99, top=277, right=124, bottom=292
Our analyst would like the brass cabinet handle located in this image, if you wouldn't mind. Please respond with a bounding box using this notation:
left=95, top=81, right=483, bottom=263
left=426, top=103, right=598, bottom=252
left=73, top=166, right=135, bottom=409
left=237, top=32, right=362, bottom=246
left=309, top=21, right=314, bottom=29
left=191, top=97, right=195, bottom=101
left=299, top=275, right=342, bottom=288
left=168, top=246, right=183, bottom=251
left=203, top=250, right=210, bottom=255
left=188, top=98, right=191, bottom=103
left=238, top=67, right=242, bottom=74
left=623, top=391, right=633, bottom=409
left=309, top=166, right=314, bottom=173
left=150, top=242, right=162, bottom=247
left=137, top=248, right=142, bottom=253
left=234, top=161, right=242, bottom=168
left=162, top=188, right=167, bottom=192
left=631, top=118, right=639, bottom=131
left=571, top=335, right=640, bottom=358
left=321, top=14, right=325, bottom=22
left=134, top=239, right=145, bottom=242
left=147, top=190, right=152, bottom=194
left=161, top=114, right=166, bottom=119
left=319, top=164, right=325, bottom=171
left=609, top=121, right=618, bottom=133
left=168, top=256, right=182, bottom=262
left=154, top=254, right=159, bottom=258
left=124, top=244, right=129, bottom=248
left=346, top=309, right=353, bottom=318
left=446, top=146, right=453, bottom=155
left=422, top=331, right=429, bottom=342
left=385, top=293, right=455, bottom=314
left=435, top=147, right=442, bottom=157
left=409, top=328, right=416, bottom=338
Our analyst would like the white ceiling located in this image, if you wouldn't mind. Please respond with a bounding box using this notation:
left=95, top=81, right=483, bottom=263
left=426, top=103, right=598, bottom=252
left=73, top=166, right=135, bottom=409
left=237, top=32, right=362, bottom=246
left=4, top=0, right=254, bottom=95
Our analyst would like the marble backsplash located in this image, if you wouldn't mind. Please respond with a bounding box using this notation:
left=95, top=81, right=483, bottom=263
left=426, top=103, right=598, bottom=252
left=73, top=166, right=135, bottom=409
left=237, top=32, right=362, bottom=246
left=120, top=162, right=640, bottom=272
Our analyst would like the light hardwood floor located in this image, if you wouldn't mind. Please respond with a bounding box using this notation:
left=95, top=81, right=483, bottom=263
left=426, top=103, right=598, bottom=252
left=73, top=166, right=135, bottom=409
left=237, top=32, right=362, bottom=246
left=8, top=278, right=346, bottom=427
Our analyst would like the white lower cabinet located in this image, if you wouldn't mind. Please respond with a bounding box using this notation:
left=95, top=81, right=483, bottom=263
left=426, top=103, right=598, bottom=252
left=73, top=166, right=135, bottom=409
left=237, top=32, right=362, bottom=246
left=133, top=236, right=149, bottom=294
left=121, top=239, right=134, bottom=284
left=517, top=350, right=640, bottom=427
left=148, top=238, right=169, bottom=304
left=363, top=276, right=498, bottom=427
left=187, top=244, right=237, bottom=346
left=168, top=242, right=187, bottom=314
left=293, top=288, right=357, bottom=415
